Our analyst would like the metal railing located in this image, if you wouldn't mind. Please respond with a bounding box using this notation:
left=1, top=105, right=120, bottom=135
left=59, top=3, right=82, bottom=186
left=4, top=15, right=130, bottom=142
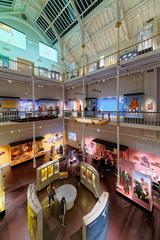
left=0, top=34, right=160, bottom=82
left=0, top=110, right=61, bottom=122
left=0, top=58, right=61, bottom=81
left=67, top=34, right=160, bottom=80
left=0, top=110, right=160, bottom=127
left=63, top=110, right=160, bottom=127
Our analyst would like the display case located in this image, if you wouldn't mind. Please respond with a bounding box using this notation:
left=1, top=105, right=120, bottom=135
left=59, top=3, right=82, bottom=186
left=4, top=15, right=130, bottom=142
left=0, top=167, right=5, bottom=216
left=80, top=162, right=100, bottom=198
left=10, top=137, right=45, bottom=166
left=36, top=156, right=68, bottom=191
left=27, top=184, right=43, bottom=240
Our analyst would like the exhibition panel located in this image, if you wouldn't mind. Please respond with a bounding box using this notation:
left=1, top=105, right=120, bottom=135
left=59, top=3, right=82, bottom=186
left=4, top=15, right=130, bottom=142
left=27, top=184, right=43, bottom=240
left=82, top=192, right=109, bottom=240
left=80, top=162, right=100, bottom=198
left=36, top=156, right=68, bottom=191
left=0, top=1, right=160, bottom=240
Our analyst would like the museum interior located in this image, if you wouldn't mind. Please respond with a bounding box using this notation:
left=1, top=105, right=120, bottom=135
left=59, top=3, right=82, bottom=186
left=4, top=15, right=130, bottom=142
left=0, top=0, right=160, bottom=240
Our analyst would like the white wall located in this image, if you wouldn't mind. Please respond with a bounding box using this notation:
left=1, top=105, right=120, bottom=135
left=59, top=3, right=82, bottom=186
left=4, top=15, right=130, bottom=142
left=0, top=79, right=62, bottom=99
left=0, top=119, right=63, bottom=146
left=66, top=121, right=160, bottom=156
left=66, top=71, right=144, bottom=100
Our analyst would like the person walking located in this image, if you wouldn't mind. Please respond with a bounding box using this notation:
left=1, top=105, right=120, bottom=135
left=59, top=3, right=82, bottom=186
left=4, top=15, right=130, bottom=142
left=59, top=197, right=67, bottom=227
left=47, top=183, right=55, bottom=207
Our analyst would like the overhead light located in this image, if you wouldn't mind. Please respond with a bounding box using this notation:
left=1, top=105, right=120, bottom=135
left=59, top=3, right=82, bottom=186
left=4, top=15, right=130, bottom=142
left=103, top=79, right=105, bottom=82
left=10, top=131, right=14, bottom=134
left=8, top=80, right=12, bottom=83
left=97, top=129, right=100, bottom=132
left=18, top=130, right=21, bottom=133
left=39, top=126, right=42, bottom=129
left=38, top=85, right=44, bottom=88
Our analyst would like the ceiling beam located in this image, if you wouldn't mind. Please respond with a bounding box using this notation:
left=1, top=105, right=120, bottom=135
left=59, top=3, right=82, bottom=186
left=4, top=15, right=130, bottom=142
left=65, top=0, right=151, bottom=55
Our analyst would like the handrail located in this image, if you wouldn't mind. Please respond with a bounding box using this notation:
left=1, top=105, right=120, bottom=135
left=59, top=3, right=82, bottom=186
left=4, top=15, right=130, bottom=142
left=67, top=33, right=160, bottom=79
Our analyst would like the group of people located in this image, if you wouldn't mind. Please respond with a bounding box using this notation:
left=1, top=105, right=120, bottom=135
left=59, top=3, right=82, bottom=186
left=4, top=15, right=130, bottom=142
left=46, top=183, right=67, bottom=227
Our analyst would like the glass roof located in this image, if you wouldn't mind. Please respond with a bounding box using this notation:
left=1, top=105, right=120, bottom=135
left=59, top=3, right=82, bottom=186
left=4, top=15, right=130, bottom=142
left=36, top=0, right=104, bottom=44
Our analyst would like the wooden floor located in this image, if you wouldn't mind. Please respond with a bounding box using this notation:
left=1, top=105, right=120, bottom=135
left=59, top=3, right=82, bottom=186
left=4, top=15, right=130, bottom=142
left=0, top=155, right=160, bottom=240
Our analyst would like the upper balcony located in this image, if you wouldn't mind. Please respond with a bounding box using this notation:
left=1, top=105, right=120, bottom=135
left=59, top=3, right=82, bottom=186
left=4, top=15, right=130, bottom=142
left=0, top=58, right=62, bottom=86
left=0, top=34, right=160, bottom=86
left=65, top=34, right=160, bottom=85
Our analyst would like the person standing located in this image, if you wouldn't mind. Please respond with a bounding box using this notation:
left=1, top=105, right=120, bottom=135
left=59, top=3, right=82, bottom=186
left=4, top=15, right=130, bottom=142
left=74, top=172, right=81, bottom=187
left=59, top=197, right=67, bottom=226
left=47, top=183, right=55, bottom=207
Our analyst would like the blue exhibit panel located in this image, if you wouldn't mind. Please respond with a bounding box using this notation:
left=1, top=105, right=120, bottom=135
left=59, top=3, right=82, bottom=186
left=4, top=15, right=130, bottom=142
left=39, top=42, right=57, bottom=62
left=86, top=202, right=109, bottom=240
left=97, top=97, right=126, bottom=111
left=0, top=23, right=26, bottom=50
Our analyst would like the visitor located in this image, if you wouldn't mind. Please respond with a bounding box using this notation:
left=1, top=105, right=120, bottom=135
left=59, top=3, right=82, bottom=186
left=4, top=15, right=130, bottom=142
left=47, top=183, right=55, bottom=207
left=55, top=105, right=60, bottom=116
left=59, top=197, right=67, bottom=227
left=84, top=106, right=88, bottom=117
left=74, top=172, right=81, bottom=187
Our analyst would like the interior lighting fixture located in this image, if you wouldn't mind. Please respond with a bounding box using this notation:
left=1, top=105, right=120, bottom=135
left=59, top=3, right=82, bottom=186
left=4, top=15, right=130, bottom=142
left=39, top=126, right=42, bottom=129
left=10, top=131, right=14, bottom=134
left=8, top=80, right=12, bottom=83
left=18, top=130, right=21, bottom=133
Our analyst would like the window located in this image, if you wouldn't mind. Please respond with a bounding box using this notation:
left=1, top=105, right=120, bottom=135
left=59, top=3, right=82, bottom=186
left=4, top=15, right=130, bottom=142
left=0, top=23, right=26, bottom=50
left=39, top=42, right=57, bottom=62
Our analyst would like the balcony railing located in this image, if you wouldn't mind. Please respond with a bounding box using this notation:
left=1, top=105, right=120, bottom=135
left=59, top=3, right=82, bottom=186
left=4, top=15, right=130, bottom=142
left=0, top=111, right=60, bottom=122
left=67, top=34, right=160, bottom=80
left=0, top=58, right=61, bottom=81
left=63, top=110, right=160, bottom=127
left=0, top=34, right=160, bottom=82
left=0, top=110, right=160, bottom=127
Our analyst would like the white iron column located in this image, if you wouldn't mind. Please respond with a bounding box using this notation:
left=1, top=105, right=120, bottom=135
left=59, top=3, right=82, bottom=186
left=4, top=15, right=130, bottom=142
left=82, top=41, right=86, bottom=161
left=116, top=0, right=121, bottom=186
left=61, top=45, right=65, bottom=154
left=32, top=75, right=36, bottom=169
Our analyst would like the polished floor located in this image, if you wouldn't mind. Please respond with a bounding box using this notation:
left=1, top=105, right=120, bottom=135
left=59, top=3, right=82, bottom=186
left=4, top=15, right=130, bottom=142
left=0, top=152, right=160, bottom=240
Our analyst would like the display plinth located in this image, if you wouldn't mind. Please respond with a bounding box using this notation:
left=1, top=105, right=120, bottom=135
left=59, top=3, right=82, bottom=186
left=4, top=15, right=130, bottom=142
left=80, top=162, right=100, bottom=198
left=0, top=167, right=5, bottom=216
left=82, top=192, right=109, bottom=240
left=27, top=184, right=43, bottom=240
left=55, top=184, right=77, bottom=210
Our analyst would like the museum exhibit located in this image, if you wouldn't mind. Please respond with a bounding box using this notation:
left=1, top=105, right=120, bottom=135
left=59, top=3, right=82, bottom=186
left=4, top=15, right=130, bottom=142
left=0, top=0, right=160, bottom=240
